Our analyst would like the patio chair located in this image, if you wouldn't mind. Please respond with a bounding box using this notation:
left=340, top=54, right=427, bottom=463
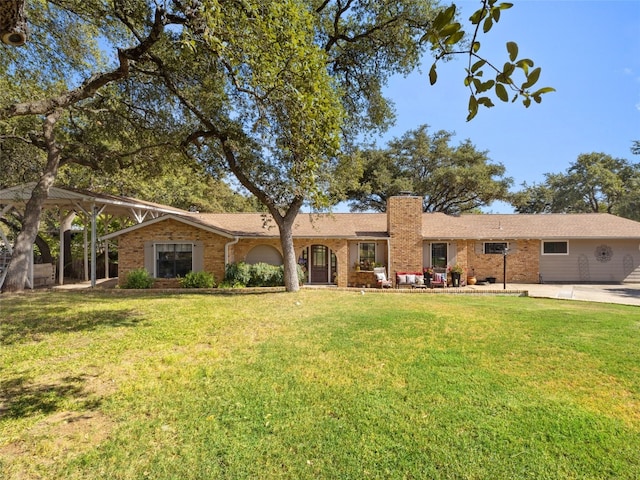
left=430, top=270, right=448, bottom=288
left=373, top=267, right=392, bottom=288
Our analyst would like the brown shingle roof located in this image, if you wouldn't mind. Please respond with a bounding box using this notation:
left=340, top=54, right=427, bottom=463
left=423, top=212, right=640, bottom=239
left=104, top=210, right=640, bottom=241
left=190, top=211, right=640, bottom=240
left=190, top=212, right=388, bottom=238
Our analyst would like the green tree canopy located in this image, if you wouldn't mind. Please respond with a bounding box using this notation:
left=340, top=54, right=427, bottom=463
left=346, top=125, right=512, bottom=213
left=510, top=153, right=640, bottom=221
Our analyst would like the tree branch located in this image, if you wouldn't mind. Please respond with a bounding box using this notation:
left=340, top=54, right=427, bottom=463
left=0, top=8, right=167, bottom=121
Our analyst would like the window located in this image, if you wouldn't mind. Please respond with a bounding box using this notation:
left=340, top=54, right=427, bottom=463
left=484, top=242, right=508, bottom=254
left=431, top=243, right=447, bottom=268
left=156, top=243, right=193, bottom=278
left=358, top=242, right=376, bottom=270
left=543, top=241, right=568, bottom=255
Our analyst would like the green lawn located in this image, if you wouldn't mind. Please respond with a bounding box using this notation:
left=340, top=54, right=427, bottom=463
left=1, top=290, right=639, bottom=479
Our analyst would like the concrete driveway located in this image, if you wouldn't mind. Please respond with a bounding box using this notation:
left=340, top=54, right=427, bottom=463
left=472, top=283, right=640, bottom=307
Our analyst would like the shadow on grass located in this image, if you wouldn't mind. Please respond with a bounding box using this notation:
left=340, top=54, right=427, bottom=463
left=0, top=374, right=101, bottom=420
left=0, top=302, right=142, bottom=346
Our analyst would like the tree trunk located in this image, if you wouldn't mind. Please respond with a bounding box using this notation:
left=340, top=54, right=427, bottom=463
left=278, top=214, right=300, bottom=293
left=34, top=235, right=53, bottom=264
left=218, top=136, right=306, bottom=293
left=0, top=0, right=28, bottom=46
left=1, top=111, right=62, bottom=293
left=0, top=218, right=52, bottom=264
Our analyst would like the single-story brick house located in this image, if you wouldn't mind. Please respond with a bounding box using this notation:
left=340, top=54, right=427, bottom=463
left=103, top=195, right=640, bottom=287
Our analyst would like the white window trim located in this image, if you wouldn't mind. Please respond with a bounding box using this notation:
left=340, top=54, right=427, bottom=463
left=154, top=242, right=194, bottom=278
left=541, top=240, right=569, bottom=256
left=483, top=241, right=509, bottom=255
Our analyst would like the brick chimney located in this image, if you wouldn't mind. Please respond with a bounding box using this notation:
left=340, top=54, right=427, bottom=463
left=387, top=194, right=424, bottom=278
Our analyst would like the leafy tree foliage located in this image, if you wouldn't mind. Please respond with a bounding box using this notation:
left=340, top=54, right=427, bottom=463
left=347, top=125, right=512, bottom=213
left=510, top=153, right=640, bottom=221
left=425, top=1, right=554, bottom=120
left=57, top=157, right=261, bottom=213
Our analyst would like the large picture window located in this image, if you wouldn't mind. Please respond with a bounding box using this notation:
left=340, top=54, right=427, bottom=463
left=543, top=241, right=568, bottom=255
left=484, top=242, right=508, bottom=254
left=156, top=243, right=193, bottom=278
left=358, top=242, right=376, bottom=270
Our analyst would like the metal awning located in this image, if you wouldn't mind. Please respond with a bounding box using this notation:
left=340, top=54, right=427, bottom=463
left=0, top=183, right=188, bottom=289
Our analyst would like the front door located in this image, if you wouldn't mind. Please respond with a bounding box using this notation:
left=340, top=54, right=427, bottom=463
left=310, top=245, right=329, bottom=283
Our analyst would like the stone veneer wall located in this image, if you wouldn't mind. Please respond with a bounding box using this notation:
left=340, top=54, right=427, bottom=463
left=117, top=219, right=228, bottom=288
left=387, top=196, right=424, bottom=282
left=460, top=239, right=540, bottom=283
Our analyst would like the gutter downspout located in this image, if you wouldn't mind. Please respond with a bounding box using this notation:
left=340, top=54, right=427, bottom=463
left=224, top=236, right=240, bottom=268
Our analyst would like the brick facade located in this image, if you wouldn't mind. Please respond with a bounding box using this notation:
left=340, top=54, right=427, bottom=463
left=387, top=195, right=423, bottom=279
left=117, top=218, right=228, bottom=287
left=231, top=237, right=349, bottom=287
left=457, top=239, right=540, bottom=283
left=118, top=223, right=354, bottom=288
left=116, top=197, right=541, bottom=288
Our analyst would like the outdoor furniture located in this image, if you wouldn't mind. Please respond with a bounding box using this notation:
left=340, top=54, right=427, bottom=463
left=374, top=267, right=392, bottom=288
left=395, top=272, right=425, bottom=288
left=430, top=271, right=447, bottom=288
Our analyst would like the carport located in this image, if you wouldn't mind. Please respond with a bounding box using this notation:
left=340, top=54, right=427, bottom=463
left=0, top=183, right=186, bottom=289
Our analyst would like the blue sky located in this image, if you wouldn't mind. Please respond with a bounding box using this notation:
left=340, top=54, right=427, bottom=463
left=377, top=0, right=640, bottom=213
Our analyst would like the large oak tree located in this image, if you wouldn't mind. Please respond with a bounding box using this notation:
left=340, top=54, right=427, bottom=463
left=346, top=124, right=512, bottom=213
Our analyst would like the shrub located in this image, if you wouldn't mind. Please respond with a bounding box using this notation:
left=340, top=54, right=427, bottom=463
left=283, top=264, right=305, bottom=286
left=178, top=271, right=216, bottom=288
left=224, top=262, right=305, bottom=287
left=249, top=262, right=281, bottom=287
left=123, top=268, right=154, bottom=289
left=225, top=262, right=251, bottom=286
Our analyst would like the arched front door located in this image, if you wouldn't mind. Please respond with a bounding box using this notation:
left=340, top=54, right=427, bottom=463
left=299, top=245, right=336, bottom=284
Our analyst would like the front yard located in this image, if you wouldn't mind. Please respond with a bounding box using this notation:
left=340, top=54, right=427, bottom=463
left=1, top=290, right=639, bottom=479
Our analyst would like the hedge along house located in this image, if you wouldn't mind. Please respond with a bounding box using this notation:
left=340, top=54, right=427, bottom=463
left=103, top=194, right=640, bottom=288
